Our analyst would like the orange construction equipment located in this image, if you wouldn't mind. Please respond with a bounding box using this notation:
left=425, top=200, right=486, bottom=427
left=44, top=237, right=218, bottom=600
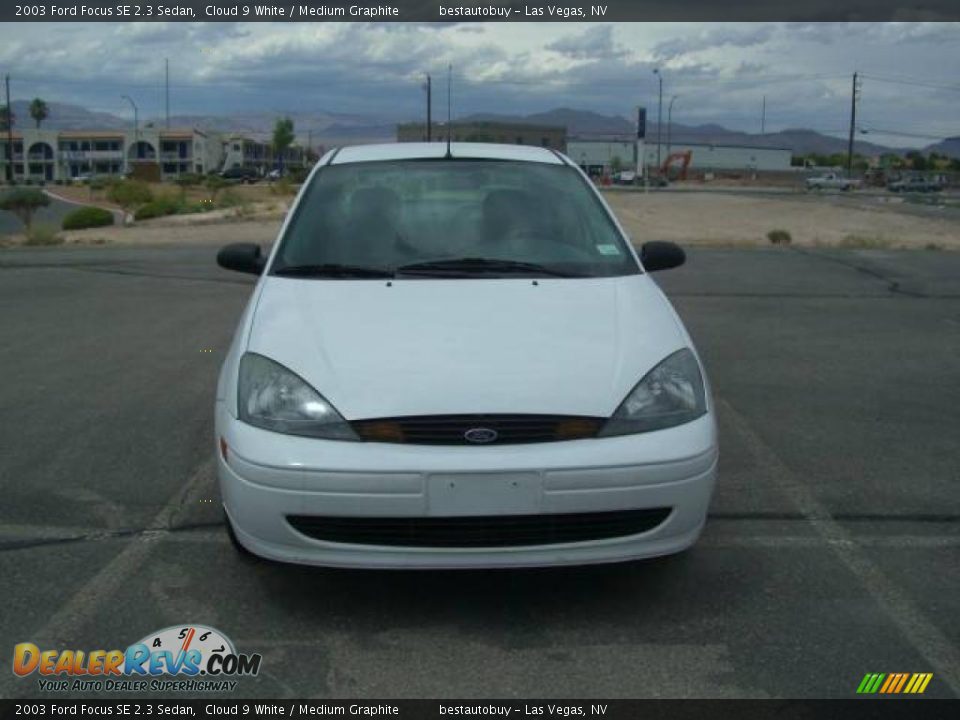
left=661, top=150, right=692, bottom=180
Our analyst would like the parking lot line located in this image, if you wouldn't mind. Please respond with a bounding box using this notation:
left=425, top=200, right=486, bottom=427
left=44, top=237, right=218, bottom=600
left=1, top=458, right=215, bottom=698
left=717, top=397, right=960, bottom=695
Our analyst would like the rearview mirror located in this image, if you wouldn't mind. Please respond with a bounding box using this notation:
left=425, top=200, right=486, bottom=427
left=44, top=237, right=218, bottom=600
left=217, top=243, right=265, bottom=275
left=640, top=241, right=685, bottom=272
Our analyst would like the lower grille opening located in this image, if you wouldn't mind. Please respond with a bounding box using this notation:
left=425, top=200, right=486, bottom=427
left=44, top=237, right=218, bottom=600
left=286, top=508, right=672, bottom=548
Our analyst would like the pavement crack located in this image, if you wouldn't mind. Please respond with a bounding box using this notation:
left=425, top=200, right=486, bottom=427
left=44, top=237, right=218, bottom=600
left=790, top=247, right=930, bottom=298
left=0, top=521, right=224, bottom=553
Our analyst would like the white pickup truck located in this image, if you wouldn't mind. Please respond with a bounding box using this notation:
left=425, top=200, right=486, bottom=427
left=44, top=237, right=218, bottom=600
left=806, top=173, right=858, bottom=191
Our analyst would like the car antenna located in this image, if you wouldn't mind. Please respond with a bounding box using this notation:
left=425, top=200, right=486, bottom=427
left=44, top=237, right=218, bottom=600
left=444, top=64, right=453, bottom=159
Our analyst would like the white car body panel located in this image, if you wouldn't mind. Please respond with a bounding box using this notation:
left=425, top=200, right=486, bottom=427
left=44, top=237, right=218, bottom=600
left=245, top=275, right=686, bottom=420
left=216, top=142, right=718, bottom=568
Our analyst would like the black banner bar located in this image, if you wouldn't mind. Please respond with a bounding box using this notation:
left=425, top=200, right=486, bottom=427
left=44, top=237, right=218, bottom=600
left=1, top=700, right=959, bottom=720
left=4, top=0, right=960, bottom=22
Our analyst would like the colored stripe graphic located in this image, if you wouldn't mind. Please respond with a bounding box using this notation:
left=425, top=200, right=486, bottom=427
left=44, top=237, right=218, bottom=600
left=857, top=673, right=933, bottom=694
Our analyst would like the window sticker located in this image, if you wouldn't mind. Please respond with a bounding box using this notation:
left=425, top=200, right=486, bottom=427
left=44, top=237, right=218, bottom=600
left=596, top=244, right=621, bottom=256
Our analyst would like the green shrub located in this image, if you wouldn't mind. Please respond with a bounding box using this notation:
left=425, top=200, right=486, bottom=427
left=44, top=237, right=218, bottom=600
left=178, top=200, right=214, bottom=214
left=89, top=176, right=112, bottom=191
left=0, top=188, right=50, bottom=230
left=134, top=197, right=180, bottom=221
left=767, top=229, right=792, bottom=245
left=62, top=206, right=115, bottom=230
left=25, top=223, right=64, bottom=246
left=205, top=175, right=228, bottom=202
left=107, top=180, right=153, bottom=211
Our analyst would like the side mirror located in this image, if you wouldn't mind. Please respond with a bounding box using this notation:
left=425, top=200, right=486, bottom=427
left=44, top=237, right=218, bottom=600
left=640, top=241, right=685, bottom=272
left=217, top=243, right=265, bottom=275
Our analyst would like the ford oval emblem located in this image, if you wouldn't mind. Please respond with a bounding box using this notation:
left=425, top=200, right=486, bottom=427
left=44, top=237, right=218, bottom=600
left=464, top=427, right=498, bottom=444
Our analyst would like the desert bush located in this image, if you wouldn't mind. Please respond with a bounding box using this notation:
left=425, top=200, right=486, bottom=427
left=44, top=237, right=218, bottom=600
left=839, top=234, right=891, bottom=249
left=62, top=206, right=115, bottom=230
left=0, top=188, right=50, bottom=230
left=107, top=180, right=153, bottom=211
left=134, top=197, right=180, bottom=221
left=25, top=223, right=64, bottom=245
left=270, top=178, right=296, bottom=196
left=205, top=175, right=228, bottom=202
left=89, top=176, right=112, bottom=192
left=767, top=229, right=792, bottom=245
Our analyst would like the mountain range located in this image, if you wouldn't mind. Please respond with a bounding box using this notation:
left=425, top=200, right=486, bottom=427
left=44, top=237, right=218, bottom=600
left=8, top=100, right=957, bottom=158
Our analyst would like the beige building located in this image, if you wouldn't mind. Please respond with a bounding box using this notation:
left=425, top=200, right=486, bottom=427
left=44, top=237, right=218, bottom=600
left=1, top=127, right=243, bottom=183
left=220, top=134, right=305, bottom=174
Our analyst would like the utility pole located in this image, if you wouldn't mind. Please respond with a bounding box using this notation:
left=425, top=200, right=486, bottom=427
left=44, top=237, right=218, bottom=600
left=653, top=68, right=663, bottom=172
left=425, top=73, right=432, bottom=142
left=846, top=72, right=860, bottom=177
left=761, top=95, right=766, bottom=135
left=4, top=74, right=13, bottom=183
left=165, top=58, right=170, bottom=129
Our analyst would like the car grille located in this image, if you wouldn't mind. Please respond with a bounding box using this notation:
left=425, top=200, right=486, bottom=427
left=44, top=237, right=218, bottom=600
left=351, top=414, right=603, bottom=445
left=286, top=508, right=671, bottom=548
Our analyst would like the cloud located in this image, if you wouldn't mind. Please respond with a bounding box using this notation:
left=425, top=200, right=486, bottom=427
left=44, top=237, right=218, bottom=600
left=653, top=25, right=776, bottom=60
left=547, top=26, right=625, bottom=60
left=0, top=21, right=956, bottom=147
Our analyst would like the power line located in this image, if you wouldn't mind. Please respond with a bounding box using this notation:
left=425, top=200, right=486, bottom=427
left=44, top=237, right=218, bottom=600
left=858, top=125, right=952, bottom=142
left=860, top=73, right=960, bottom=94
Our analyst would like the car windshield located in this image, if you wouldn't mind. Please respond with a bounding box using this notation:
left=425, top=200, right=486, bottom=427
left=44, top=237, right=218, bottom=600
left=271, top=159, right=639, bottom=279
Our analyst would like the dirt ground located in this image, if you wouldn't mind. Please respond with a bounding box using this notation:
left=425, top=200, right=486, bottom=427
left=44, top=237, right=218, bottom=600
left=5, top=189, right=959, bottom=250
left=603, top=190, right=960, bottom=250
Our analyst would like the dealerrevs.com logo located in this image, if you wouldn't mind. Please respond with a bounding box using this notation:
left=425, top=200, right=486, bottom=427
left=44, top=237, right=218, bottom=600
left=13, top=624, right=261, bottom=693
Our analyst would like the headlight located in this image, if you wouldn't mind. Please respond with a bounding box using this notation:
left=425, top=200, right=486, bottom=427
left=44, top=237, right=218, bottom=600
left=599, top=348, right=707, bottom=437
left=238, top=353, right=358, bottom=440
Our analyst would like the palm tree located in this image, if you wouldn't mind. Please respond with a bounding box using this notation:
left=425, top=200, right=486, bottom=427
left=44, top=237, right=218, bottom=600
left=29, top=98, right=49, bottom=129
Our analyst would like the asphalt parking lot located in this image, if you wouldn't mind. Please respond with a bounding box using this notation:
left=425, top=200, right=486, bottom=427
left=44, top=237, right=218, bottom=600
left=0, top=243, right=958, bottom=699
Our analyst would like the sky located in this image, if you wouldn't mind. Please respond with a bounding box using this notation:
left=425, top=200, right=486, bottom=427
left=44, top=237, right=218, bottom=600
left=0, top=22, right=958, bottom=147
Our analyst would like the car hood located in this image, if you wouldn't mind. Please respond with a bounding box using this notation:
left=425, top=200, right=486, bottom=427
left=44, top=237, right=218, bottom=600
left=246, top=275, right=687, bottom=419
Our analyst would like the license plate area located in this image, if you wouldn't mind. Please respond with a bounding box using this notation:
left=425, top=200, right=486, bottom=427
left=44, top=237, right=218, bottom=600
left=427, top=473, right=542, bottom=517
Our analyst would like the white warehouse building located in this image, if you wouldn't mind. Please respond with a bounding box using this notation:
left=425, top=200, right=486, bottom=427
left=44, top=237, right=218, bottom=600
left=567, top=138, right=793, bottom=176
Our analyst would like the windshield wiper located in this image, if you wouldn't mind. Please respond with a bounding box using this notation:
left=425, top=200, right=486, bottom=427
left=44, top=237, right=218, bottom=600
left=396, top=257, right=580, bottom=278
left=273, top=263, right=394, bottom=279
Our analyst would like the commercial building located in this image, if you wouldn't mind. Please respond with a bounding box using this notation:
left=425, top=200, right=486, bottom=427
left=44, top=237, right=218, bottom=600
left=567, top=138, right=793, bottom=175
left=1, top=128, right=304, bottom=183
left=398, top=121, right=566, bottom=152
left=220, top=134, right=305, bottom=174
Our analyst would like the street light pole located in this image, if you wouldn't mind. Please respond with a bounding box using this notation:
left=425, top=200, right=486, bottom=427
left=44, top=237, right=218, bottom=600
left=121, top=95, right=139, bottom=139
left=425, top=73, right=432, bottom=142
left=653, top=68, right=663, bottom=173
left=667, top=95, right=679, bottom=157
left=4, top=73, right=13, bottom=183
left=121, top=95, right=138, bottom=175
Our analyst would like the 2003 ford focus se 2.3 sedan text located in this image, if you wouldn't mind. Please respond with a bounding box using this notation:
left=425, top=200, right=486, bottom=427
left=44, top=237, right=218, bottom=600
left=214, top=142, right=718, bottom=569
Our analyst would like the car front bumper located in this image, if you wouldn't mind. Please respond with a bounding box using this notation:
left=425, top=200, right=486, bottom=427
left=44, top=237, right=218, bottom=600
left=216, top=403, right=718, bottom=569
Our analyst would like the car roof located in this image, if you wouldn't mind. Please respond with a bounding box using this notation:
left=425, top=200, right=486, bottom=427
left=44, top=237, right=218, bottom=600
left=330, top=142, right=566, bottom=166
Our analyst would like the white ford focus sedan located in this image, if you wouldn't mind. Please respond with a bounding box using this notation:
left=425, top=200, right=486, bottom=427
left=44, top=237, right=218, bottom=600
left=214, top=142, right=717, bottom=569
